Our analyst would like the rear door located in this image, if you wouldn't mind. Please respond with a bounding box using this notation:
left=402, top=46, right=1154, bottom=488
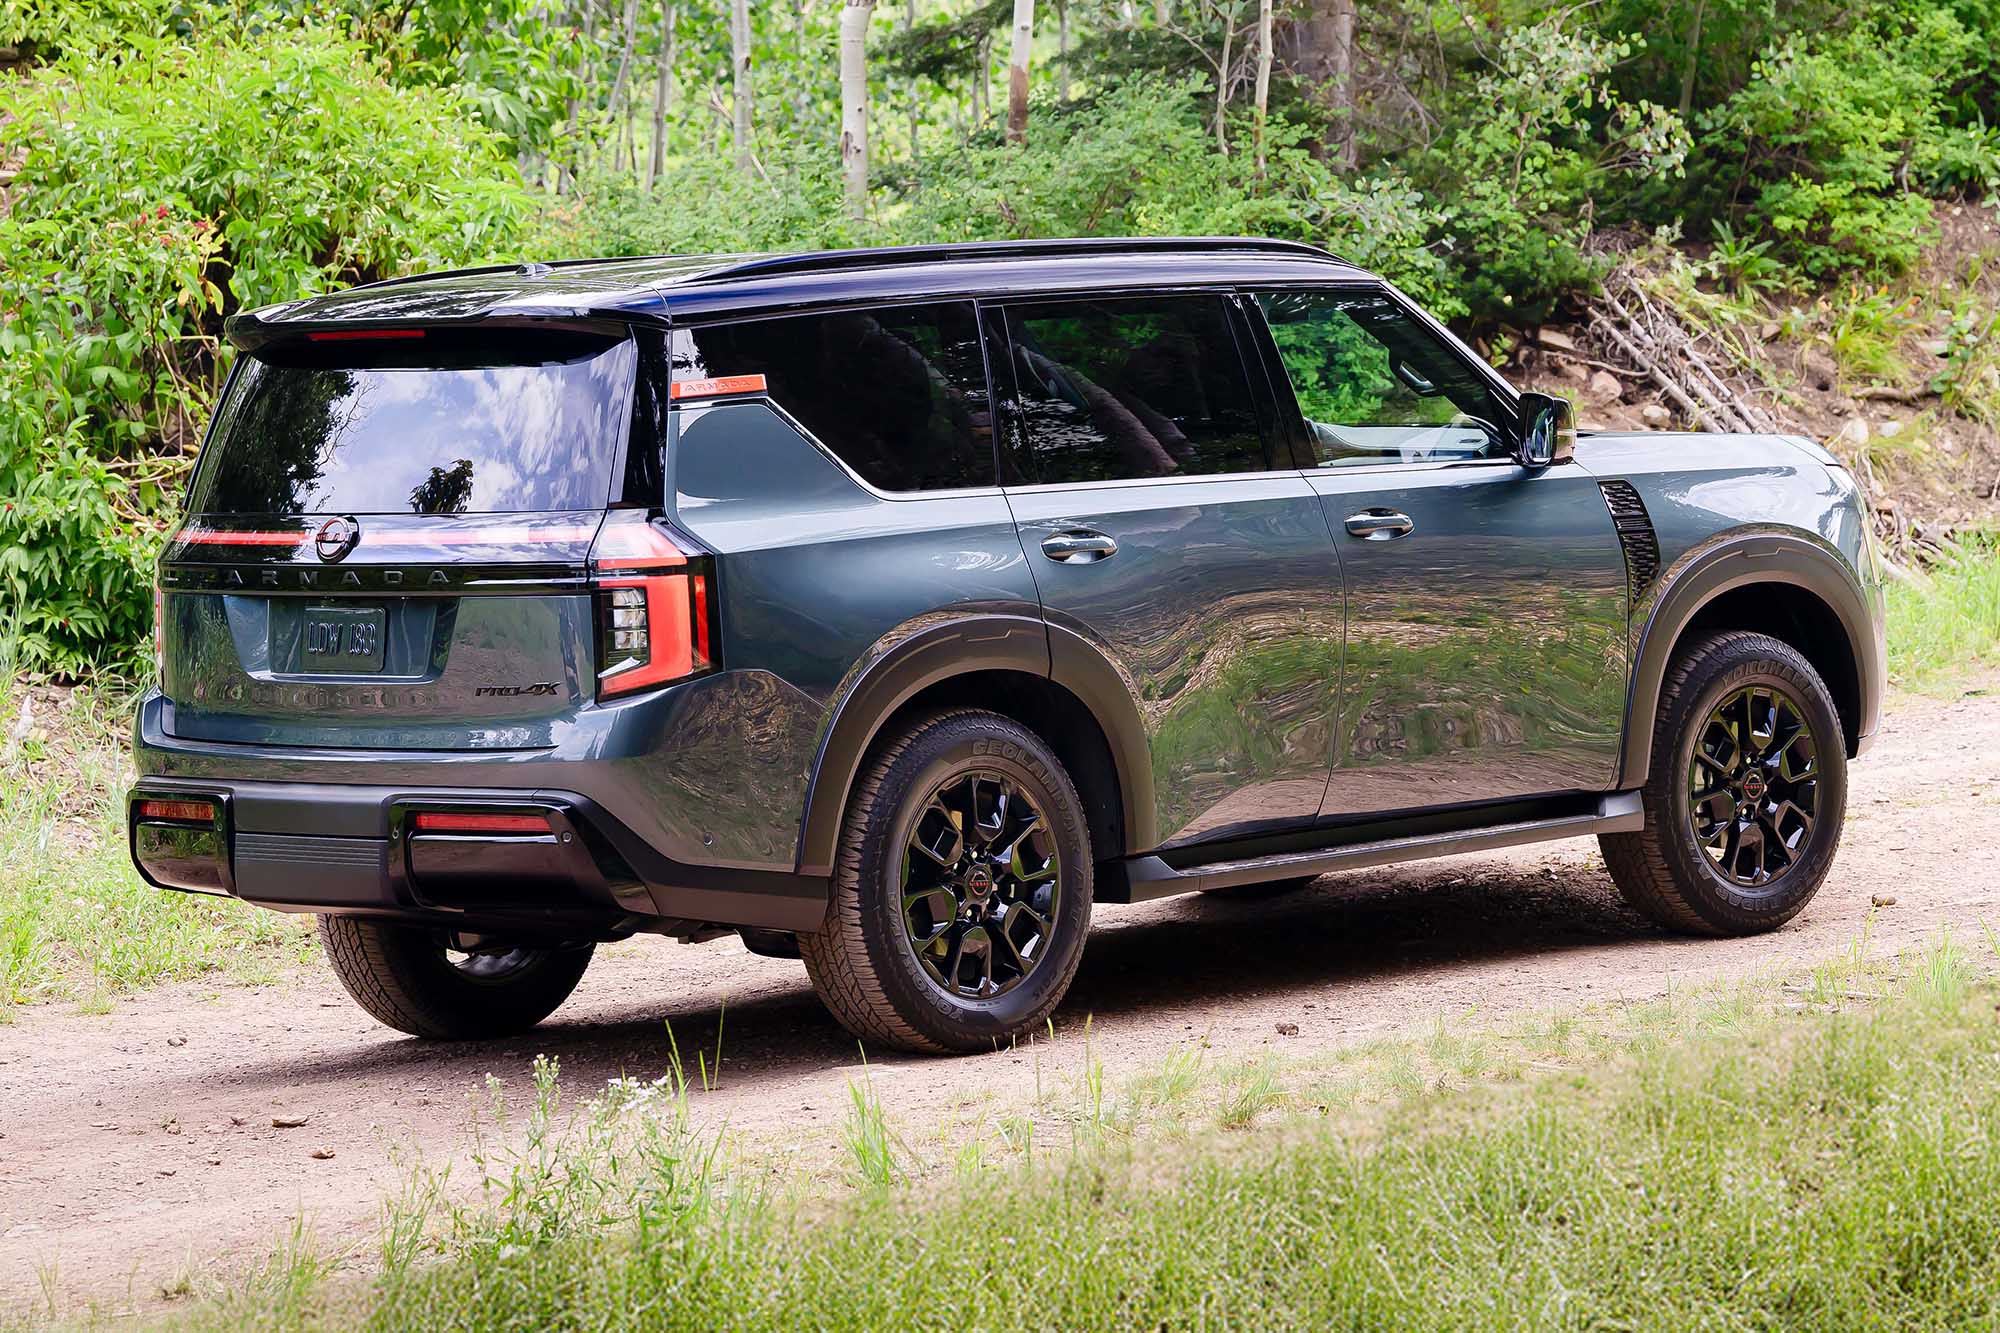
left=987, top=293, right=1343, bottom=849
left=1246, top=287, right=1630, bottom=817
left=157, top=327, right=644, bottom=749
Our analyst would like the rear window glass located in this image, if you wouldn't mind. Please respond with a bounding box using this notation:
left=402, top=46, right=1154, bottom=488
left=188, top=339, right=637, bottom=515
left=674, top=302, right=994, bottom=492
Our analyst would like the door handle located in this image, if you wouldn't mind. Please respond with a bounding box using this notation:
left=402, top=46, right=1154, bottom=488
left=1039, top=530, right=1118, bottom=563
left=1344, top=509, right=1414, bottom=540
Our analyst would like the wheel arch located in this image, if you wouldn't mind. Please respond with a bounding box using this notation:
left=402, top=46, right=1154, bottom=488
left=795, top=617, right=1157, bottom=878
left=1621, top=533, right=1878, bottom=786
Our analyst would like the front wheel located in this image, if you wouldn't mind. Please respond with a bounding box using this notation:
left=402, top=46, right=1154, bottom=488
left=317, top=916, right=593, bottom=1039
left=801, top=709, right=1094, bottom=1055
left=1601, top=631, right=1847, bottom=936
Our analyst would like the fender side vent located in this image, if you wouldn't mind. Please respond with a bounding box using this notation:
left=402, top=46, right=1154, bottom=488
left=1598, top=480, right=1661, bottom=603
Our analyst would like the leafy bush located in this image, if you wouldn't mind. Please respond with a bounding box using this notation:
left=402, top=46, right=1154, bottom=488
left=0, top=24, right=530, bottom=673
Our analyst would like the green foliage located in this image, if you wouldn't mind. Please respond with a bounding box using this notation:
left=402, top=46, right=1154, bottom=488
left=0, top=24, right=528, bottom=673
left=1410, top=20, right=1689, bottom=323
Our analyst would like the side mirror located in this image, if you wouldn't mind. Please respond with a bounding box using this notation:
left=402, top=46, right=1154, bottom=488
left=1515, top=391, right=1576, bottom=468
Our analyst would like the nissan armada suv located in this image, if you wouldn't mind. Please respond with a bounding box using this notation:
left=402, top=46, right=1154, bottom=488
left=129, top=238, right=1885, bottom=1054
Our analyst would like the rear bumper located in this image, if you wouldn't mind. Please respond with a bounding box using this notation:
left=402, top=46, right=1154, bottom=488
left=127, top=773, right=828, bottom=938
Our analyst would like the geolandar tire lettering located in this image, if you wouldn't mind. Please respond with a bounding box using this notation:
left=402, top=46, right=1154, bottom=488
left=800, top=709, right=1094, bottom=1054
left=1600, top=631, right=1848, bottom=937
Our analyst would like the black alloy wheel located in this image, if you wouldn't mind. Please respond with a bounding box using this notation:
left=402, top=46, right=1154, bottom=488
left=1686, top=683, right=1822, bottom=890
left=900, top=771, right=1062, bottom=1001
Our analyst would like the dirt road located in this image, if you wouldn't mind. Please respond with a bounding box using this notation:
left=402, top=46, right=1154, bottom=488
left=4, top=679, right=1997, bottom=1313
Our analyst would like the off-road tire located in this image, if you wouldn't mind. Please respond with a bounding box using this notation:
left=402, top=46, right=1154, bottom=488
left=317, top=916, right=593, bottom=1040
left=1601, top=631, right=1847, bottom=936
left=800, top=709, right=1094, bottom=1055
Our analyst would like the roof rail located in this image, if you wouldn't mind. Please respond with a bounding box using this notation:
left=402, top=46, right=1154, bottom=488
left=682, top=236, right=1347, bottom=285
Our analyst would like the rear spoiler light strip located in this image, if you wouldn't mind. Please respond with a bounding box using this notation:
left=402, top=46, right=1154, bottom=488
left=177, top=523, right=602, bottom=547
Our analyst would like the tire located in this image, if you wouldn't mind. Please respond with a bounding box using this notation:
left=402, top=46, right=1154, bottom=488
left=317, top=916, right=593, bottom=1040
left=800, top=709, right=1094, bottom=1055
left=1601, top=631, right=1847, bottom=937
left=1201, top=875, right=1320, bottom=898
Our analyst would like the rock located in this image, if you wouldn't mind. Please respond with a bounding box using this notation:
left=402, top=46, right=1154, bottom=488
left=1275, top=1022, right=1300, bottom=1036
left=1586, top=370, right=1624, bottom=401
left=271, top=1114, right=310, bottom=1129
left=1837, top=418, right=1871, bottom=447
left=1871, top=893, right=1898, bottom=907
left=165, top=1036, right=185, bottom=1048
left=1640, top=402, right=1672, bottom=426
left=1922, top=338, right=1952, bottom=358
left=309, top=1148, right=336, bottom=1161
left=1537, top=328, right=1579, bottom=353
left=1804, top=351, right=1838, bottom=392
left=1759, top=322, right=1781, bottom=340
left=1877, top=419, right=1904, bottom=439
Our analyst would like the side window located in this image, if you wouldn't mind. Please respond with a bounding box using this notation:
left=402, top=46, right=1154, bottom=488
left=675, top=302, right=993, bottom=492
left=996, top=296, right=1277, bottom=485
left=1254, top=290, right=1507, bottom=468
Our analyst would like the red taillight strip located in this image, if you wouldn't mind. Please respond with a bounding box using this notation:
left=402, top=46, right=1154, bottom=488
left=136, top=799, right=217, bottom=825
left=598, top=572, right=696, bottom=689
left=305, top=328, right=427, bottom=342
left=177, top=528, right=312, bottom=546
left=410, top=811, right=551, bottom=835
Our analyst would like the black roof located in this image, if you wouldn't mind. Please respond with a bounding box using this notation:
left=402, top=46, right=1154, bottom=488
left=226, top=237, right=1369, bottom=348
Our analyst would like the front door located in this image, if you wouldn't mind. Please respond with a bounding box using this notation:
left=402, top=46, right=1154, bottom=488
left=986, top=294, right=1344, bottom=848
left=1248, top=286, right=1631, bottom=818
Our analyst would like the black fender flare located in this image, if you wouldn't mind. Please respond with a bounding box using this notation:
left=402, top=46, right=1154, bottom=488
left=795, top=616, right=1158, bottom=877
left=1619, top=532, right=1881, bottom=787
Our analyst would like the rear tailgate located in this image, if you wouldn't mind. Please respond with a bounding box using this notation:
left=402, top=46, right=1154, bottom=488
left=158, top=329, right=638, bottom=750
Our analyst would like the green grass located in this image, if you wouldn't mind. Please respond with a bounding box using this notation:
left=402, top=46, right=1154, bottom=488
left=0, top=680, right=313, bottom=1014
left=1887, top=535, right=2000, bottom=690
left=121, top=940, right=2000, bottom=1331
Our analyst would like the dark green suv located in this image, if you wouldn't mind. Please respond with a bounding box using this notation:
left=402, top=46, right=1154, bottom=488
left=129, top=238, right=1885, bottom=1053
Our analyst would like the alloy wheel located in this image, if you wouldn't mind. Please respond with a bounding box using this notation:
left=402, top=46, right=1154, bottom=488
left=900, top=771, right=1061, bottom=1000
left=1686, top=683, right=1822, bottom=889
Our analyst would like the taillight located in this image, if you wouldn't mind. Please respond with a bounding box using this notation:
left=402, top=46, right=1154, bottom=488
left=590, top=512, right=716, bottom=698
left=410, top=811, right=550, bottom=835
left=136, top=798, right=216, bottom=825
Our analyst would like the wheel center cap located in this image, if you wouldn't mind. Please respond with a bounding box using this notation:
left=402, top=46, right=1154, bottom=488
left=963, top=865, right=994, bottom=901
left=1740, top=772, right=1767, bottom=802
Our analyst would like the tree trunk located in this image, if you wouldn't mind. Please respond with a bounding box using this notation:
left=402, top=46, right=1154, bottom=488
left=1055, top=0, right=1069, bottom=102
left=1006, top=0, right=1034, bottom=145
left=732, top=0, right=754, bottom=173
left=605, top=0, right=640, bottom=176
left=1252, top=0, right=1271, bottom=178
left=1678, top=0, right=1708, bottom=120
left=648, top=2, right=677, bottom=187
left=840, top=0, right=876, bottom=221
left=905, top=0, right=921, bottom=164
left=1298, top=0, right=1355, bottom=167
left=1214, top=7, right=1232, bottom=155
left=974, top=32, right=990, bottom=131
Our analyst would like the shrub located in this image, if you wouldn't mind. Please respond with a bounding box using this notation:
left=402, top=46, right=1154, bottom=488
left=0, top=24, right=530, bottom=673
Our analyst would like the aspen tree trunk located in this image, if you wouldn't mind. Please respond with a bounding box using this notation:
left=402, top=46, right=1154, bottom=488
left=1055, top=0, right=1069, bottom=102
left=840, top=0, right=876, bottom=221
left=732, top=0, right=754, bottom=172
left=648, top=2, right=677, bottom=187
left=974, top=32, right=991, bottom=130
left=605, top=0, right=640, bottom=175
left=905, top=0, right=921, bottom=164
left=1252, top=0, right=1271, bottom=178
left=1214, top=8, right=1232, bottom=155
left=1300, top=0, right=1355, bottom=167
left=1005, top=0, right=1034, bottom=145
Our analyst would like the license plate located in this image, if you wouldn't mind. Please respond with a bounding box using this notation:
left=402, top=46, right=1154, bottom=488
left=300, top=605, right=387, bottom=674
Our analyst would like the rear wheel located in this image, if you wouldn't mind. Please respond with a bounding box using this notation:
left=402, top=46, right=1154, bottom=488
left=317, top=916, right=593, bottom=1039
left=1601, top=631, right=1847, bottom=936
left=801, top=710, right=1093, bottom=1055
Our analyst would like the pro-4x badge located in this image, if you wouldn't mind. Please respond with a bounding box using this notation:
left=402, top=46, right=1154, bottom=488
left=474, top=683, right=560, bottom=697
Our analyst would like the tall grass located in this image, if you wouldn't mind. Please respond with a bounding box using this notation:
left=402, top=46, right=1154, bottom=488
left=1887, top=535, right=2000, bottom=689
left=161, top=942, right=2000, bottom=1331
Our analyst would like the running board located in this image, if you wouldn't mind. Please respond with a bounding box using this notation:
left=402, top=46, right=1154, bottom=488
left=1117, top=792, right=1645, bottom=903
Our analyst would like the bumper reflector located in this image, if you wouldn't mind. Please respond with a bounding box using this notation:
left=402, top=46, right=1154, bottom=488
left=136, top=798, right=217, bottom=825
left=411, top=811, right=551, bottom=835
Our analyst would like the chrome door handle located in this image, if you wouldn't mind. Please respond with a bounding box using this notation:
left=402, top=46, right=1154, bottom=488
left=1344, top=510, right=1414, bottom=540
left=1040, top=530, right=1118, bottom=563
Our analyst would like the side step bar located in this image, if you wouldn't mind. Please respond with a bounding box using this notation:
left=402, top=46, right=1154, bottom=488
left=1119, top=792, right=1645, bottom=903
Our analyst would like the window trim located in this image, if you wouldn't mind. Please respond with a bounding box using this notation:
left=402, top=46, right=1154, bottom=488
left=983, top=289, right=1295, bottom=489
left=1242, top=280, right=1527, bottom=473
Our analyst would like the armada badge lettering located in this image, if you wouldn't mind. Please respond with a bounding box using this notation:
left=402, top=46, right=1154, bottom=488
left=315, top=516, right=360, bottom=563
